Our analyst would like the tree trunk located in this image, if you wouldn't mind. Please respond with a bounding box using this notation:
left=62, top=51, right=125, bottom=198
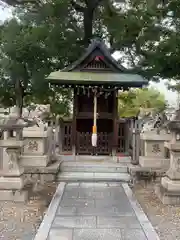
left=15, top=79, right=23, bottom=117
left=71, top=0, right=102, bottom=46
left=83, top=7, right=94, bottom=46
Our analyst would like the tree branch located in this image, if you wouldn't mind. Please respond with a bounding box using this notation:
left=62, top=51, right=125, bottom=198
left=84, top=0, right=88, bottom=5
left=71, top=0, right=84, bottom=12
left=127, top=47, right=136, bottom=68
left=91, top=0, right=103, bottom=10
left=2, top=0, right=42, bottom=7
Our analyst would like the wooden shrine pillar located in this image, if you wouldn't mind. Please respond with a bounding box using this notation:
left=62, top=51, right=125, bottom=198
left=112, top=90, right=118, bottom=157
left=125, top=119, right=130, bottom=153
left=72, top=88, right=77, bottom=156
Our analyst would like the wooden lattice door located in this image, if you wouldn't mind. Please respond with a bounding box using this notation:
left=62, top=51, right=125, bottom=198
left=61, top=121, right=72, bottom=152
left=117, top=121, right=126, bottom=153
left=76, top=132, right=112, bottom=155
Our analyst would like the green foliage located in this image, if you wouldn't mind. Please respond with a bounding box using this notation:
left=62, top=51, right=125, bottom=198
left=0, top=0, right=107, bottom=116
left=0, top=0, right=180, bottom=117
left=100, top=1, right=165, bottom=75
left=118, top=87, right=166, bottom=118
left=0, top=1, right=79, bottom=116
left=0, top=19, right=51, bottom=111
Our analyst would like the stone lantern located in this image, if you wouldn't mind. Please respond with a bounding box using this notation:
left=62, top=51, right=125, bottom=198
left=0, top=115, right=29, bottom=202
left=155, top=109, right=180, bottom=204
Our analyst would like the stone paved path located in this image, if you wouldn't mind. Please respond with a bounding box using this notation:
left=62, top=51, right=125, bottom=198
left=34, top=182, right=160, bottom=240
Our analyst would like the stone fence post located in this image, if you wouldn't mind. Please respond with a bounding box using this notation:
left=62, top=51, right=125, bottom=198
left=131, top=121, right=140, bottom=165
left=47, top=124, right=56, bottom=161
left=55, top=115, right=62, bottom=154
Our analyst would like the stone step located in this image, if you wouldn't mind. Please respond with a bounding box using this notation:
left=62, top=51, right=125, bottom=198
left=57, top=155, right=131, bottom=164
left=60, top=162, right=128, bottom=173
left=57, top=172, right=131, bottom=182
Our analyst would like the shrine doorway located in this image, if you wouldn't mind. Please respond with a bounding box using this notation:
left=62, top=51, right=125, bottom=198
left=76, top=119, right=113, bottom=155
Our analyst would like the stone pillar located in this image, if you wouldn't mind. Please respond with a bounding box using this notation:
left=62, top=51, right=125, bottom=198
left=139, top=131, right=171, bottom=168
left=131, top=123, right=140, bottom=165
left=47, top=125, right=56, bottom=161
left=55, top=115, right=62, bottom=154
left=155, top=141, right=180, bottom=204
left=131, top=128, right=137, bottom=165
left=21, top=125, right=51, bottom=167
left=135, top=129, right=141, bottom=164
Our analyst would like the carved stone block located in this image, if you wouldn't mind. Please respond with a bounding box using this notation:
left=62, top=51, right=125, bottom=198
left=0, top=189, right=28, bottom=202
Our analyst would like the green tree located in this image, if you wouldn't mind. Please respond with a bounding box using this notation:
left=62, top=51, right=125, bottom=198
left=0, top=0, right=170, bottom=75
left=0, top=19, right=51, bottom=115
left=0, top=18, right=72, bottom=116
left=118, top=87, right=166, bottom=118
left=0, top=0, right=107, bottom=117
left=0, top=0, right=176, bottom=116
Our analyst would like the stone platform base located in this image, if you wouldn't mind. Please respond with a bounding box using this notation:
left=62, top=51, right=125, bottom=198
left=20, top=155, right=50, bottom=167
left=129, top=165, right=166, bottom=184
left=24, top=160, right=61, bottom=184
left=0, top=189, right=28, bottom=202
left=161, top=176, right=180, bottom=192
left=155, top=184, right=180, bottom=204
left=139, top=156, right=170, bottom=168
left=0, top=176, right=25, bottom=189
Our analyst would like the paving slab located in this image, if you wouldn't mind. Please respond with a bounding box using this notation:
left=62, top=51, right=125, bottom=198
left=48, top=229, right=73, bottom=240
left=53, top=216, right=96, bottom=228
left=97, top=216, right=141, bottom=228
left=73, top=229, right=123, bottom=240
left=34, top=182, right=160, bottom=240
left=60, top=198, right=95, bottom=207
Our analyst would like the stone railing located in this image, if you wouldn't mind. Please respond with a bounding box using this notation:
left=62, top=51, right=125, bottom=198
left=46, top=124, right=56, bottom=161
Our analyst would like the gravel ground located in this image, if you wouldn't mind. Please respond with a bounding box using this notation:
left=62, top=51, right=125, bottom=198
left=0, top=182, right=58, bottom=240
left=133, top=182, right=180, bottom=240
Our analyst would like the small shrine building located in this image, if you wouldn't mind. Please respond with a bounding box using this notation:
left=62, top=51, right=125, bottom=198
left=47, top=39, right=147, bottom=156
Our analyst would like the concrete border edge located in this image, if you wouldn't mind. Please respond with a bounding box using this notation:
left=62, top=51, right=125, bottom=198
left=122, top=183, right=160, bottom=240
left=34, top=182, right=66, bottom=240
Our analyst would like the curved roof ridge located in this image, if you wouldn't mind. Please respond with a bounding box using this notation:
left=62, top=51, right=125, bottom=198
left=62, top=38, right=126, bottom=72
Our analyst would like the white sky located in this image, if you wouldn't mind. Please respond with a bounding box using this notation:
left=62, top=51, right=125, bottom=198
left=0, top=4, right=12, bottom=21
left=0, top=6, right=178, bottom=107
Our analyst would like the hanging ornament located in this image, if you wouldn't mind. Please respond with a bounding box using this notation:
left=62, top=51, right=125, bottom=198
left=88, top=87, right=90, bottom=97
left=107, top=92, right=111, bottom=97
left=99, top=87, right=104, bottom=95
left=92, top=89, right=97, bottom=147
left=83, top=86, right=86, bottom=95
left=77, top=86, right=80, bottom=95
left=92, top=133, right=97, bottom=147
left=116, top=90, right=119, bottom=98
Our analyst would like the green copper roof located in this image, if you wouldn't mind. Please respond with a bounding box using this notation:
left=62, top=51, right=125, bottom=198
left=47, top=71, right=147, bottom=87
